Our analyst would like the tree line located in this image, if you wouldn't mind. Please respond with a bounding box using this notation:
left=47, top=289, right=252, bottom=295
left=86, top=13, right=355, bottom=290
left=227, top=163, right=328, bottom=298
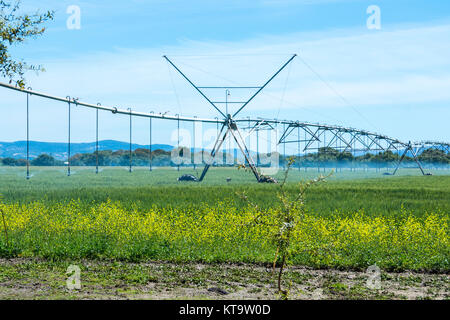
left=1, top=147, right=449, bottom=167
left=283, top=147, right=450, bottom=168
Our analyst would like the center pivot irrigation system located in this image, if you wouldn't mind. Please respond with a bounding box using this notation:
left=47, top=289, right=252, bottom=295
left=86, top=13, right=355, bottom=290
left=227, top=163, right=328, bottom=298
left=1, top=54, right=448, bottom=182
left=163, top=54, right=297, bottom=182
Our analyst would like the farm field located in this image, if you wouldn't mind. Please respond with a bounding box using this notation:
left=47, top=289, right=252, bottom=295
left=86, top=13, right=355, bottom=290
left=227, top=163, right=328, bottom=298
left=0, top=166, right=449, bottom=300
left=2, top=0, right=450, bottom=305
left=0, top=258, right=448, bottom=300
left=1, top=166, right=449, bottom=215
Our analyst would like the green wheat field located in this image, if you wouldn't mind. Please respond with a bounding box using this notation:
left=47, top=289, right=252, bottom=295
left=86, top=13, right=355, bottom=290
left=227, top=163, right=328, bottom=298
left=0, top=166, right=448, bottom=272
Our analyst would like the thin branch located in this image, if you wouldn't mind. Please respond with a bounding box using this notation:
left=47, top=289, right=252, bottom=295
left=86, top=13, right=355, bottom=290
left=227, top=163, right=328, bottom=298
left=0, top=208, right=8, bottom=246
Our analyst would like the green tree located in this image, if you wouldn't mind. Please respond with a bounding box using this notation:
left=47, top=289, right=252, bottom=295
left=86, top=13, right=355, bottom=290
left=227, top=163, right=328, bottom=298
left=317, top=147, right=340, bottom=160
left=0, top=1, right=54, bottom=87
left=373, top=150, right=397, bottom=162
left=31, top=154, right=57, bottom=166
left=418, top=148, right=450, bottom=164
left=70, top=153, right=97, bottom=166
left=1, top=157, right=27, bottom=166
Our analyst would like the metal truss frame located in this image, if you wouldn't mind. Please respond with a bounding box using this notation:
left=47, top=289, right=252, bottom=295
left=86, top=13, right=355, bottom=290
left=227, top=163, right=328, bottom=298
left=163, top=54, right=297, bottom=182
left=273, top=120, right=445, bottom=176
left=1, top=67, right=449, bottom=180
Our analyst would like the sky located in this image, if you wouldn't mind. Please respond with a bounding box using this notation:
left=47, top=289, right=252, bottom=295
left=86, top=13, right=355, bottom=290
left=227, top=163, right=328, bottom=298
left=1, top=0, right=449, bottom=150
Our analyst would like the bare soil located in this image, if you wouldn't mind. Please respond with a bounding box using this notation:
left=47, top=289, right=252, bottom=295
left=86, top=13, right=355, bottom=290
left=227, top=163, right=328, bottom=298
left=0, top=258, right=448, bottom=300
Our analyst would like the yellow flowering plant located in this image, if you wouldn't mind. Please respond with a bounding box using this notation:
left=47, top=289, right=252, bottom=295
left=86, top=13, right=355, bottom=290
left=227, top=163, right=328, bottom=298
left=239, top=157, right=331, bottom=299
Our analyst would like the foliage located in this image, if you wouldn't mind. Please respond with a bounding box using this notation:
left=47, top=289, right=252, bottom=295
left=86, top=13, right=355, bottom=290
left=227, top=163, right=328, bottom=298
left=0, top=167, right=449, bottom=217
left=2, top=147, right=449, bottom=168
left=418, top=148, right=450, bottom=164
left=294, top=149, right=407, bottom=167
left=0, top=199, right=447, bottom=272
left=69, top=148, right=223, bottom=167
left=0, top=167, right=448, bottom=281
left=240, top=157, right=330, bottom=298
left=0, top=0, right=54, bottom=87
left=1, top=157, right=27, bottom=166
left=0, top=207, right=7, bottom=247
left=30, top=154, right=62, bottom=166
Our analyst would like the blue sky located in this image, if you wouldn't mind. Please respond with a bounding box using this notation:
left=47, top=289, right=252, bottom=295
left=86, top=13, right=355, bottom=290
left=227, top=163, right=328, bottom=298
left=1, top=0, right=450, bottom=150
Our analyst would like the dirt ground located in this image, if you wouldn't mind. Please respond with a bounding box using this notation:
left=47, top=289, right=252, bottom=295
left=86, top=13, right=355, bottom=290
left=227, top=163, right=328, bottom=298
left=0, top=258, right=448, bottom=300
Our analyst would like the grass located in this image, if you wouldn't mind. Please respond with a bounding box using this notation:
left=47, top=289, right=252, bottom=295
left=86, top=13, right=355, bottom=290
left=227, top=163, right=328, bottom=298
left=0, top=166, right=448, bottom=272
left=0, top=166, right=449, bottom=217
left=0, top=199, right=448, bottom=271
left=0, top=258, right=448, bottom=300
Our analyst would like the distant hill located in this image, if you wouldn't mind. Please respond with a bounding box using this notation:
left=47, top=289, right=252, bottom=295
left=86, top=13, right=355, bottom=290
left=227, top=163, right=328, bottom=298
left=0, top=140, right=173, bottom=160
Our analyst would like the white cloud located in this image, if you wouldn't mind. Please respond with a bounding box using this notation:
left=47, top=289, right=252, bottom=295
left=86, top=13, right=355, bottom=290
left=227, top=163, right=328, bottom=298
left=2, top=21, right=450, bottom=142
left=25, top=23, right=450, bottom=110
